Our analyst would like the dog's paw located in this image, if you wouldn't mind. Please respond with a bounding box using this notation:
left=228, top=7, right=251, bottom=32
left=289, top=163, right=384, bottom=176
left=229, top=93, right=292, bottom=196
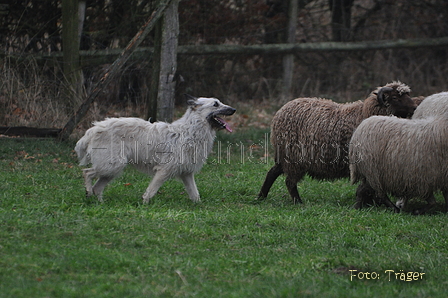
left=142, top=196, right=150, bottom=204
left=190, top=197, right=201, bottom=203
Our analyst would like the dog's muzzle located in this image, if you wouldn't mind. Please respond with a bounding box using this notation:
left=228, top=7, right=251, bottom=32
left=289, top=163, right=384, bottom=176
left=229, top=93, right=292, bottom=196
left=208, top=107, right=236, bottom=132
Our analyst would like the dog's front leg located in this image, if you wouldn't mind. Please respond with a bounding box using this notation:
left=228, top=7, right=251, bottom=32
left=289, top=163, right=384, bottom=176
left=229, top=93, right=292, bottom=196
left=83, top=168, right=96, bottom=197
left=181, top=173, right=201, bottom=203
left=142, top=170, right=170, bottom=204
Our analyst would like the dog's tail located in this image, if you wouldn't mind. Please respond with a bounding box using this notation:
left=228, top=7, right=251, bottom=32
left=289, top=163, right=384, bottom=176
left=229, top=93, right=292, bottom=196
left=75, top=130, right=94, bottom=166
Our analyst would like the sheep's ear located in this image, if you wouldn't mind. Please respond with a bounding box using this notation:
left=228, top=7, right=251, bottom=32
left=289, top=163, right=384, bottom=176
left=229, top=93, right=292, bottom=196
left=184, top=94, right=198, bottom=106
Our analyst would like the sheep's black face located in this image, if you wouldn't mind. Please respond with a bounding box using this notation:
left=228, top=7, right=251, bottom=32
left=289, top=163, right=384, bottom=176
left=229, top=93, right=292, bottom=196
left=387, top=92, right=417, bottom=118
left=377, top=82, right=417, bottom=118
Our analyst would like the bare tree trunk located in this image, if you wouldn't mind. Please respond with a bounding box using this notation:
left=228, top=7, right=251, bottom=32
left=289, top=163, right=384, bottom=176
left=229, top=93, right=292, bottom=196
left=148, top=21, right=162, bottom=122
left=281, top=0, right=298, bottom=102
left=62, top=0, right=82, bottom=109
left=78, top=1, right=86, bottom=99
left=78, top=1, right=86, bottom=45
left=329, top=0, right=354, bottom=42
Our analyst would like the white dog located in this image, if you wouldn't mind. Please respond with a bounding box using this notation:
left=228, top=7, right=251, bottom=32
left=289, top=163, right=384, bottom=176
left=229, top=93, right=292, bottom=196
left=75, top=95, right=236, bottom=203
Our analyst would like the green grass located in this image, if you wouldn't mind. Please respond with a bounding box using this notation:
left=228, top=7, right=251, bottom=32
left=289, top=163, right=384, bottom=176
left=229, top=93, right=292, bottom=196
left=1, top=130, right=447, bottom=297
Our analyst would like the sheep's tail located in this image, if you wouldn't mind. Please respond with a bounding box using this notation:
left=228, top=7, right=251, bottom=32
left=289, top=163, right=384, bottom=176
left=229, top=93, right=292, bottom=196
left=75, top=131, right=93, bottom=166
left=350, top=173, right=357, bottom=185
left=349, top=164, right=359, bottom=185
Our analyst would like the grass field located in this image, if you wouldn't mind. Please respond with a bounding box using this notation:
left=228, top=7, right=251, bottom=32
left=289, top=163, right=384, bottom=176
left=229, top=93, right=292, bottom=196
left=1, top=129, right=447, bottom=297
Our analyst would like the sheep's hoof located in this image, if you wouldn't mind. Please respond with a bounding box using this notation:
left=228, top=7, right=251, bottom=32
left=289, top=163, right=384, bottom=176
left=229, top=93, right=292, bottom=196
left=292, top=198, right=303, bottom=204
left=352, top=201, right=363, bottom=210
left=412, top=209, right=425, bottom=215
left=254, top=197, right=268, bottom=205
left=412, top=203, right=437, bottom=215
left=255, top=194, right=267, bottom=201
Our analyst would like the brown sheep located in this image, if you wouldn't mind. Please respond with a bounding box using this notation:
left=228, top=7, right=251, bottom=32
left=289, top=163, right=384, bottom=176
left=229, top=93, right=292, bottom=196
left=258, top=81, right=417, bottom=204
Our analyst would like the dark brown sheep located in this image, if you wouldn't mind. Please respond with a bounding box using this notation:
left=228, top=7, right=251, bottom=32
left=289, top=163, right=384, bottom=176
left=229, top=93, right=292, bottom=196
left=258, top=81, right=417, bottom=204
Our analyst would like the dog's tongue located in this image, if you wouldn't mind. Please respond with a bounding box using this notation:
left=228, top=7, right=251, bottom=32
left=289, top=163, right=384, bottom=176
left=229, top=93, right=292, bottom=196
left=218, top=117, right=233, bottom=132
left=225, top=123, right=233, bottom=132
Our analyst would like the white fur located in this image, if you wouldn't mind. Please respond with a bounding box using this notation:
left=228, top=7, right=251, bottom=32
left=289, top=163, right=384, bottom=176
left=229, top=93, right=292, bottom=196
left=412, top=91, right=448, bottom=119
left=75, top=97, right=235, bottom=203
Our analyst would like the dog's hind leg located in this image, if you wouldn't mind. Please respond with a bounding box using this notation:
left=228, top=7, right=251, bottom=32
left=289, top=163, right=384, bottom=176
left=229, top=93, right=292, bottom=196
left=83, top=168, right=97, bottom=197
left=92, top=176, right=113, bottom=203
left=181, top=173, right=200, bottom=203
left=142, top=170, right=170, bottom=204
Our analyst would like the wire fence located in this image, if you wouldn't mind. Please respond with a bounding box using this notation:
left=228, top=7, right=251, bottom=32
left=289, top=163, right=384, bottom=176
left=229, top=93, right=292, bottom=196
left=1, top=0, right=448, bottom=131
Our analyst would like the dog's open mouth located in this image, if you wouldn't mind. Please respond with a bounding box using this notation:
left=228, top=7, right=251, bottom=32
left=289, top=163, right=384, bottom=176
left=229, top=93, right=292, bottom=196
left=214, top=116, right=232, bottom=132
left=208, top=109, right=236, bottom=132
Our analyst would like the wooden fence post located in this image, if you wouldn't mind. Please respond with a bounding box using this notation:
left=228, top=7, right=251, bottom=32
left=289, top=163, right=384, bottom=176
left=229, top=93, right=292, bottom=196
left=59, top=0, right=173, bottom=140
left=148, top=0, right=179, bottom=123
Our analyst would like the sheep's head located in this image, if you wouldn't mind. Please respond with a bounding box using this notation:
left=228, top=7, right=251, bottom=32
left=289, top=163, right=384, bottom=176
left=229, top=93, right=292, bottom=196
left=375, top=81, right=417, bottom=118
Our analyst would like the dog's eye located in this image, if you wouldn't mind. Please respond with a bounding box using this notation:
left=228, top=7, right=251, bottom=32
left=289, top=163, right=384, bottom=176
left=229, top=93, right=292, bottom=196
left=213, top=101, right=219, bottom=107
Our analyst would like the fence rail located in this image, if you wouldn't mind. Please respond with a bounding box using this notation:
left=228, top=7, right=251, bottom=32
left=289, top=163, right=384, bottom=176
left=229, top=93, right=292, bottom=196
left=4, top=37, right=448, bottom=66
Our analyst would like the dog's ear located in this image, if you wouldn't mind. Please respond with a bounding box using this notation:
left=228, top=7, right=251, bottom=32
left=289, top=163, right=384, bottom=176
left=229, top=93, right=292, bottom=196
left=184, top=94, right=199, bottom=106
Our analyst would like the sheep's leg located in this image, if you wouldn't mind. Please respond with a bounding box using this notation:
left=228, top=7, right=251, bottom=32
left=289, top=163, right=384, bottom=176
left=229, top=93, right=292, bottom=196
left=443, top=190, right=448, bottom=213
left=258, top=163, right=283, bottom=199
left=83, top=168, right=97, bottom=197
left=181, top=173, right=201, bottom=203
left=413, top=194, right=437, bottom=215
left=353, top=182, right=376, bottom=209
left=378, top=195, right=400, bottom=213
left=285, top=175, right=302, bottom=204
left=92, top=176, right=113, bottom=203
left=353, top=182, right=399, bottom=213
left=142, top=170, right=170, bottom=204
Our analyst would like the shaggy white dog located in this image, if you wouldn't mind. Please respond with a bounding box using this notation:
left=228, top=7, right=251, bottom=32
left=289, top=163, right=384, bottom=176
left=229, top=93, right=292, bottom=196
left=75, top=95, right=236, bottom=203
